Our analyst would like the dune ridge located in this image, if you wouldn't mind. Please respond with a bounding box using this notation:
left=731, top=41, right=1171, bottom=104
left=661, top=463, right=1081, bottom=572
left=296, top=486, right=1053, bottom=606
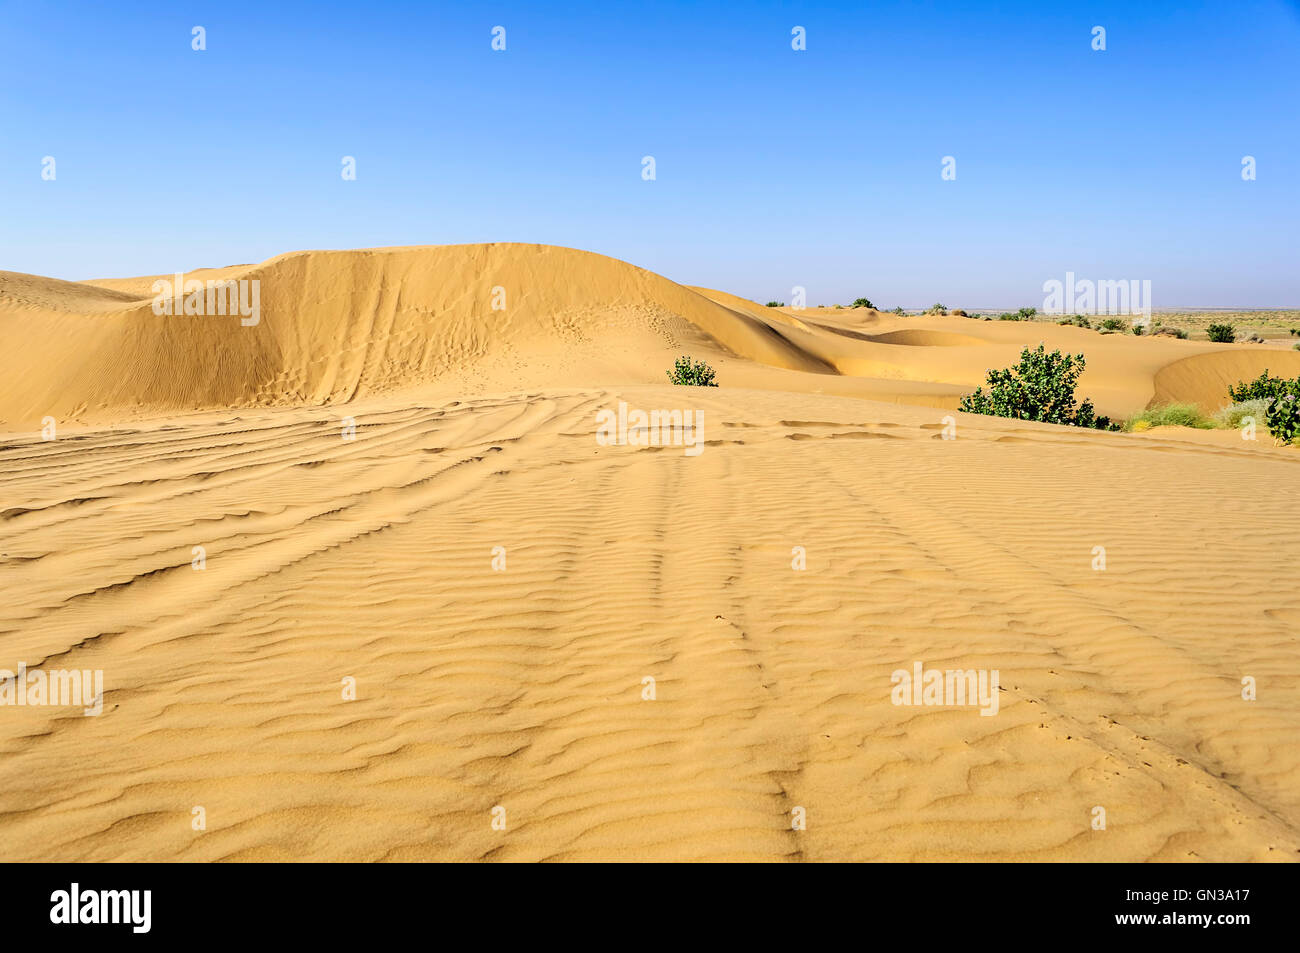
left=5, top=243, right=1298, bottom=431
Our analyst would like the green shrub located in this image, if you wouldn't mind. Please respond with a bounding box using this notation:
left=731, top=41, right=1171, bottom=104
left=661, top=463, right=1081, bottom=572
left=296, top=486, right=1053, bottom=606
left=851, top=297, right=875, bottom=309
left=1132, top=323, right=1145, bottom=335
left=892, top=306, right=906, bottom=316
left=1226, top=372, right=1300, bottom=443
left=997, top=312, right=1020, bottom=321
left=1290, top=328, right=1299, bottom=336
left=765, top=301, right=784, bottom=308
left=666, top=356, right=718, bottom=387
left=1265, top=393, right=1300, bottom=444
left=1124, top=403, right=1215, bottom=432
left=1098, top=317, right=1128, bottom=332
left=1057, top=314, right=1092, bottom=329
left=926, top=303, right=948, bottom=315
left=1215, top=399, right=1270, bottom=430
left=959, top=344, right=1106, bottom=429
left=1207, top=323, right=1235, bottom=343
left=1017, top=307, right=1037, bottom=321
left=1151, top=325, right=1188, bottom=339
left=1227, top=370, right=1295, bottom=404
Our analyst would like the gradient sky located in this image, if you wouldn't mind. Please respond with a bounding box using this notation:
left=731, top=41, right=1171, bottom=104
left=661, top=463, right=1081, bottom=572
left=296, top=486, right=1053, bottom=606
left=2, top=0, right=1297, bottom=307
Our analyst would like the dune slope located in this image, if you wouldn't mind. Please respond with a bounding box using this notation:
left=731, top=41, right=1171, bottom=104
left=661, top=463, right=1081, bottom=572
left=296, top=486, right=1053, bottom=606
left=0, top=386, right=1297, bottom=860
left=3, top=244, right=1298, bottom=862
left=6, top=243, right=1298, bottom=431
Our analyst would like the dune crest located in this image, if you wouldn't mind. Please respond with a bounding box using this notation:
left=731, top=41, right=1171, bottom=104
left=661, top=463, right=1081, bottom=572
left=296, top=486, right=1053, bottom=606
left=7, top=243, right=1299, bottom=431
left=0, top=244, right=827, bottom=428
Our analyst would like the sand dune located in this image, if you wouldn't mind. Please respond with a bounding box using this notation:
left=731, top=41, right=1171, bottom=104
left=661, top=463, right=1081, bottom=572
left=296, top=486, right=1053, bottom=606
left=2, top=244, right=1298, bottom=861
left=5, top=243, right=1298, bottom=431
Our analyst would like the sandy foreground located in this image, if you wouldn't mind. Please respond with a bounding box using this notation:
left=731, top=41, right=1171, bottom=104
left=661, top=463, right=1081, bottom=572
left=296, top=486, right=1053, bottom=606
left=1, top=244, right=1298, bottom=861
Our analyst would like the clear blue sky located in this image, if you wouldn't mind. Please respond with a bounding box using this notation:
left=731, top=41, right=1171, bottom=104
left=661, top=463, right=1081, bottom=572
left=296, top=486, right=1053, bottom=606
left=2, top=0, right=1297, bottom=307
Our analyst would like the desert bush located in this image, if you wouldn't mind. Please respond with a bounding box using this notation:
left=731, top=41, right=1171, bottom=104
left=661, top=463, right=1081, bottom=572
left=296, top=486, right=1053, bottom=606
left=949, top=308, right=968, bottom=317
left=1057, top=314, right=1092, bottom=329
left=851, top=297, right=875, bottom=309
left=892, top=306, right=906, bottom=316
left=1207, top=323, right=1236, bottom=343
left=1226, top=371, right=1300, bottom=443
left=959, top=344, right=1106, bottom=428
left=1214, top=399, right=1270, bottom=430
left=1098, top=316, right=1128, bottom=332
left=926, top=303, right=948, bottom=315
left=666, top=356, right=718, bottom=387
left=997, top=312, right=1020, bottom=321
left=1228, top=370, right=1295, bottom=404
left=1290, top=328, right=1299, bottom=336
left=1132, top=323, right=1145, bottom=335
left=1018, top=307, right=1037, bottom=321
left=1266, top=393, right=1300, bottom=444
left=1151, top=325, right=1188, bottom=339
left=765, top=301, right=784, bottom=308
left=1124, top=403, right=1215, bottom=432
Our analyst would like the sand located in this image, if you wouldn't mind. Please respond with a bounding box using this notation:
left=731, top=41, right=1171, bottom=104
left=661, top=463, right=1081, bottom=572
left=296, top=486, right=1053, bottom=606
left=1, top=244, right=1297, bottom=861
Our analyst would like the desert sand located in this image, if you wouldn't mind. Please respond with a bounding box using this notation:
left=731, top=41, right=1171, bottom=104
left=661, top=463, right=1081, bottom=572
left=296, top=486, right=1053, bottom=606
left=1, top=244, right=1297, bottom=861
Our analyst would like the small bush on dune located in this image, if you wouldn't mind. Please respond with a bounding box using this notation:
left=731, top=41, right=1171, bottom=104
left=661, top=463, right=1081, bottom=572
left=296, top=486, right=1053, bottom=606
left=1098, top=316, right=1129, bottom=332
left=1215, top=399, right=1270, bottom=430
left=959, top=344, right=1109, bottom=429
left=666, top=356, right=718, bottom=387
left=1228, top=370, right=1295, bottom=403
left=1058, top=314, right=1092, bottom=329
left=1226, top=371, right=1300, bottom=444
left=1018, top=307, right=1037, bottom=321
left=926, top=303, right=948, bottom=315
left=1207, top=323, right=1236, bottom=343
left=1265, top=393, right=1300, bottom=444
left=765, top=301, right=784, bottom=308
left=1124, top=403, right=1214, bottom=432
left=892, top=306, right=906, bottom=316
left=1132, top=323, right=1145, bottom=335
left=851, top=297, right=875, bottom=309
left=1151, top=325, right=1188, bottom=339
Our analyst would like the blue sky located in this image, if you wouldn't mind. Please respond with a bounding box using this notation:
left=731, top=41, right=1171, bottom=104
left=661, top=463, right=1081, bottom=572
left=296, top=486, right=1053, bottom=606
left=1, top=0, right=1297, bottom=307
